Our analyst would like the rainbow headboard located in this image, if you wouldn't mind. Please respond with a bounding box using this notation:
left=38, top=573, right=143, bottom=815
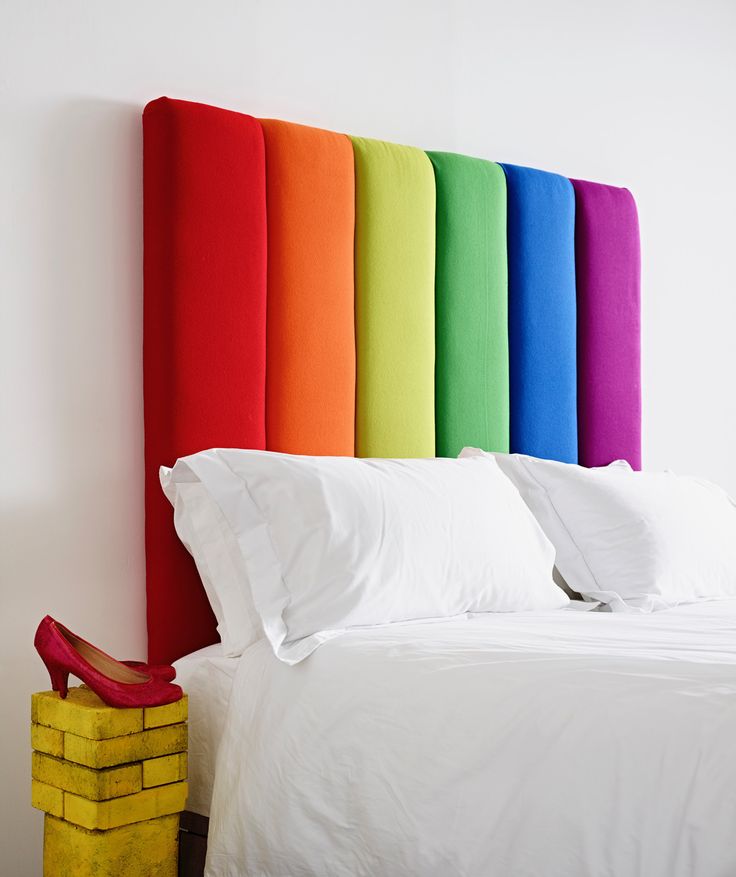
left=143, top=97, right=641, bottom=663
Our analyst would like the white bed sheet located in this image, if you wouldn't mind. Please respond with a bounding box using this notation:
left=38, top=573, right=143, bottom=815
left=196, top=601, right=736, bottom=877
left=173, top=644, right=239, bottom=817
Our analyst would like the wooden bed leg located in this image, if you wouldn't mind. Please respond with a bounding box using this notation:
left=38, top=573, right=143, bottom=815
left=178, top=811, right=209, bottom=877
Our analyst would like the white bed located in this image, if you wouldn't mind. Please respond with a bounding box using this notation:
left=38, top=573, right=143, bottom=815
left=175, top=600, right=736, bottom=877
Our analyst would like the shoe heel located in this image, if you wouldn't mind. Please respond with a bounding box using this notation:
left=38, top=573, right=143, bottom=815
left=47, top=666, right=69, bottom=699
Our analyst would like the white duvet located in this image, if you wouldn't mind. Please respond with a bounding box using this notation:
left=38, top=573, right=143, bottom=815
left=197, top=602, right=736, bottom=877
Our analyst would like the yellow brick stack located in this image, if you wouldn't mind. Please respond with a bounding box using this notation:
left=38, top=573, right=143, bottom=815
left=31, top=687, right=188, bottom=877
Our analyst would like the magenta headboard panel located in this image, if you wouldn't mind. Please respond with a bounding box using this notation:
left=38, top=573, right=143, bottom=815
left=572, top=179, right=642, bottom=470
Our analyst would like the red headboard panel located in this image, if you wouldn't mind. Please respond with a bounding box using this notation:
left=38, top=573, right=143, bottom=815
left=143, top=98, right=267, bottom=663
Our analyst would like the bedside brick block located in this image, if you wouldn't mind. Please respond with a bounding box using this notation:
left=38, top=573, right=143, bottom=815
left=32, top=686, right=188, bottom=874
left=32, top=689, right=143, bottom=739
left=64, top=723, right=188, bottom=769
left=32, top=689, right=188, bottom=739
left=32, top=723, right=64, bottom=758
left=64, top=780, right=189, bottom=830
left=144, top=697, right=188, bottom=729
left=142, top=753, right=188, bottom=788
left=32, top=751, right=142, bottom=801
left=43, top=813, right=179, bottom=877
left=32, top=779, right=64, bottom=818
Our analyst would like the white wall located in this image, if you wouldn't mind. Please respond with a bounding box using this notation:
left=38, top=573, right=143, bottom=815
left=2, top=1, right=734, bottom=872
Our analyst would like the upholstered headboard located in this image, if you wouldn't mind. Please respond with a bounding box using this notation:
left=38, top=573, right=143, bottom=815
left=143, top=97, right=641, bottom=663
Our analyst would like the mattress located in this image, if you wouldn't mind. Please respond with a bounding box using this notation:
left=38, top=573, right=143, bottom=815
left=180, top=601, right=736, bottom=876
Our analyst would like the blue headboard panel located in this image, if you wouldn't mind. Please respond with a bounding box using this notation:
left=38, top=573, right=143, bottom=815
left=501, top=164, right=578, bottom=463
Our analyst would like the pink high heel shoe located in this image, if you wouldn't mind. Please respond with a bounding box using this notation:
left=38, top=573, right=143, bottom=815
left=34, top=616, right=182, bottom=708
left=122, top=661, right=176, bottom=682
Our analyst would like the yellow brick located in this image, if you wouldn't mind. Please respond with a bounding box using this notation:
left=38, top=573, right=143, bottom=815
left=144, top=694, right=188, bottom=729
left=142, top=753, right=188, bottom=788
left=43, top=813, right=179, bottom=877
left=32, top=751, right=142, bottom=801
left=32, top=779, right=64, bottom=818
left=64, top=781, right=188, bottom=830
left=64, top=722, right=187, bottom=769
left=33, top=688, right=143, bottom=740
left=32, top=723, right=64, bottom=758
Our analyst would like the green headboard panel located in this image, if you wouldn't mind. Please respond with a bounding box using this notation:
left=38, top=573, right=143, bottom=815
left=428, top=152, right=509, bottom=457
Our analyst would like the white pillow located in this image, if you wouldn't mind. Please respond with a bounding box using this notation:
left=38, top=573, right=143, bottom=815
left=461, top=448, right=736, bottom=612
left=160, top=469, right=262, bottom=657
left=162, top=449, right=567, bottom=663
